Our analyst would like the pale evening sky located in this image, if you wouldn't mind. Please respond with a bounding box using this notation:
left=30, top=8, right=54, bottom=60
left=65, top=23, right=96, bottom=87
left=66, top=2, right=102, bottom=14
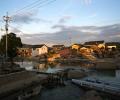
left=0, top=0, right=120, bottom=45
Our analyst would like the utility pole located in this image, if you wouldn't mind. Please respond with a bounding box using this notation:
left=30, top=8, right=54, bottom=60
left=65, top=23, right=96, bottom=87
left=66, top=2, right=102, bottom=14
left=3, top=12, right=11, bottom=60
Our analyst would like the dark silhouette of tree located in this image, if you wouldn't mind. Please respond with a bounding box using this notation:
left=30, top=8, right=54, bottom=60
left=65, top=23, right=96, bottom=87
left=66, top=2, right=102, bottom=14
left=0, top=33, right=22, bottom=59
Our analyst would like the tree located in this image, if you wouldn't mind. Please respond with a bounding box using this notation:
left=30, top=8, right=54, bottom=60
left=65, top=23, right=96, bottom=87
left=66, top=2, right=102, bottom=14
left=0, top=33, right=22, bottom=59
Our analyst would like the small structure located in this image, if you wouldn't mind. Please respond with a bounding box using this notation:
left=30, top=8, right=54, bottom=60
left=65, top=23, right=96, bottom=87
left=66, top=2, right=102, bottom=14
left=32, top=44, right=48, bottom=57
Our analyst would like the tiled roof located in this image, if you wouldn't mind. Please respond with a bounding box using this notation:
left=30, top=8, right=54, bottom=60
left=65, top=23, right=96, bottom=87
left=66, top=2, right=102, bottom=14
left=52, top=45, right=65, bottom=47
left=32, top=44, right=46, bottom=48
left=106, top=42, right=120, bottom=46
left=72, top=44, right=83, bottom=46
left=84, top=40, right=104, bottom=45
left=22, top=44, right=47, bottom=48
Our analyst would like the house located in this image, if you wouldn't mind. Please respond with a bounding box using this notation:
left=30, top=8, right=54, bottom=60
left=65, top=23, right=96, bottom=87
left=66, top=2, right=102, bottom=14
left=84, top=40, right=105, bottom=49
left=105, top=42, right=118, bottom=49
left=80, top=46, right=93, bottom=54
left=17, top=44, right=32, bottom=57
left=32, top=44, right=48, bottom=57
left=71, top=44, right=83, bottom=50
left=52, top=45, right=65, bottom=52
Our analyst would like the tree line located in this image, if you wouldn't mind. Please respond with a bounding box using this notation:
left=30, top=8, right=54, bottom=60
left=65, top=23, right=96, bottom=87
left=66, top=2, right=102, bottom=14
left=0, top=32, right=22, bottom=59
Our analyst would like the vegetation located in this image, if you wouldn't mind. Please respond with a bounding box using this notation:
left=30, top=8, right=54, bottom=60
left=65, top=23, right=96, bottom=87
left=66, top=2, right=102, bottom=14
left=0, top=33, right=22, bottom=59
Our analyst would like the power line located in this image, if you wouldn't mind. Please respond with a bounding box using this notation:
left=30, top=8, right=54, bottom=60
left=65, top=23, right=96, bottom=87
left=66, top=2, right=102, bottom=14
left=11, top=0, right=56, bottom=17
left=27, top=0, right=56, bottom=10
left=11, top=0, right=45, bottom=16
left=12, top=0, right=50, bottom=16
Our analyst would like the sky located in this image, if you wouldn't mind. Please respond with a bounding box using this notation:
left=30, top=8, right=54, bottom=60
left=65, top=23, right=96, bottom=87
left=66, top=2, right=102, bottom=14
left=0, top=0, right=120, bottom=46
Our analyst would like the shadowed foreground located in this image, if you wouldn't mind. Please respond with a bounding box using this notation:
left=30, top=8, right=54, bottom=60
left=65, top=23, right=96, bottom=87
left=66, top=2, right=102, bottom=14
left=30, top=82, right=84, bottom=100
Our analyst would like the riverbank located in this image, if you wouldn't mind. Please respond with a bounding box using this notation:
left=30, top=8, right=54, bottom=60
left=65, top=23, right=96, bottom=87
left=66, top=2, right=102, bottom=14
left=0, top=69, right=48, bottom=100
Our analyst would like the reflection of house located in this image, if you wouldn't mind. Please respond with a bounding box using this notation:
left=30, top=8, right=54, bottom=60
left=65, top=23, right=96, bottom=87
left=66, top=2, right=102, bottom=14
left=84, top=40, right=105, bottom=49
left=52, top=45, right=65, bottom=52
left=71, top=44, right=83, bottom=50
left=48, top=54, right=60, bottom=61
left=32, top=44, right=48, bottom=57
left=17, top=44, right=32, bottom=57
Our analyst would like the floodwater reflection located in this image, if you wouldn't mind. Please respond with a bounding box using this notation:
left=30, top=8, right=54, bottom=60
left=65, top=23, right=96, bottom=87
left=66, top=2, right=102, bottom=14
left=16, top=61, right=120, bottom=80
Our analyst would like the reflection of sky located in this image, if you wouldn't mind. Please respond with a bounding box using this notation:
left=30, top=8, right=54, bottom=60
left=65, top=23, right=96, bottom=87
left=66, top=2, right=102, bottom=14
left=15, top=61, right=33, bottom=70
left=46, top=67, right=63, bottom=73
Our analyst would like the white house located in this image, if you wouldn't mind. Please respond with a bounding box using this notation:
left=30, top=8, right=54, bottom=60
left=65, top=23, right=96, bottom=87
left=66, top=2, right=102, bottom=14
left=32, top=44, right=48, bottom=57
left=105, top=42, right=117, bottom=49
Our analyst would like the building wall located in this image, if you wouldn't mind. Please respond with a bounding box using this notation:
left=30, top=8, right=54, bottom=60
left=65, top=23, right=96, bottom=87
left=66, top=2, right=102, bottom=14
left=39, top=45, right=48, bottom=55
left=32, top=45, right=48, bottom=57
left=80, top=47, right=93, bottom=54
left=32, top=48, right=38, bottom=57
left=98, top=44, right=105, bottom=48
left=72, top=45, right=80, bottom=50
left=107, top=45, right=117, bottom=49
left=17, top=48, right=32, bottom=57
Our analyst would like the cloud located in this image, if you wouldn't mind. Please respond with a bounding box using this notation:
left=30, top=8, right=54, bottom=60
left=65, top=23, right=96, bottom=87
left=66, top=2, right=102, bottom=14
left=10, top=27, right=21, bottom=33
left=88, top=13, right=97, bottom=18
left=12, top=11, right=51, bottom=24
left=83, top=0, right=92, bottom=5
left=58, top=15, right=72, bottom=24
left=20, top=23, right=120, bottom=46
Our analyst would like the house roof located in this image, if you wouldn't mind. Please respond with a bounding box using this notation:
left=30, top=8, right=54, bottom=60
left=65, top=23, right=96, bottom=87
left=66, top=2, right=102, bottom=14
left=72, top=44, right=83, bottom=47
left=52, top=45, right=65, bottom=48
left=22, top=44, right=47, bottom=48
left=22, top=44, right=32, bottom=48
left=105, top=42, right=120, bottom=46
left=83, top=45, right=92, bottom=48
left=84, top=40, right=104, bottom=45
left=32, top=44, right=46, bottom=48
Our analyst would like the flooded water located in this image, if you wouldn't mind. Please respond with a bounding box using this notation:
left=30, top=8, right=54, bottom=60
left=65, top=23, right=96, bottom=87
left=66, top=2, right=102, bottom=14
left=16, top=61, right=94, bottom=72
left=15, top=61, right=120, bottom=100
left=16, top=61, right=120, bottom=82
